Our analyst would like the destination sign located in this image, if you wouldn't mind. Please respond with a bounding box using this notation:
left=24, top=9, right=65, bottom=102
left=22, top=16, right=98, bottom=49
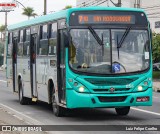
left=70, top=11, right=148, bottom=26
left=78, top=15, right=135, bottom=24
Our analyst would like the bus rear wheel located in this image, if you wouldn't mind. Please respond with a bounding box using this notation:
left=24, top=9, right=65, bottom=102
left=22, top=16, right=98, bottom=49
left=19, top=82, right=27, bottom=105
left=115, top=107, right=130, bottom=116
left=52, top=92, right=65, bottom=117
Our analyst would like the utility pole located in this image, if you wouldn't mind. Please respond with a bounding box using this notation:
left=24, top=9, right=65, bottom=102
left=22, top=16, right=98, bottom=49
left=5, top=12, right=7, bottom=30
left=1, top=1, right=16, bottom=67
left=44, top=0, right=47, bottom=15
left=3, top=11, right=8, bottom=67
left=134, top=0, right=140, bottom=8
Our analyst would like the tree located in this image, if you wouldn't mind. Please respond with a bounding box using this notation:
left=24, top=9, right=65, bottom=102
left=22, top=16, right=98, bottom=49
left=22, top=7, right=37, bottom=20
left=0, top=25, right=6, bottom=41
left=63, top=5, right=72, bottom=10
left=0, top=42, right=4, bottom=55
left=152, top=33, right=160, bottom=63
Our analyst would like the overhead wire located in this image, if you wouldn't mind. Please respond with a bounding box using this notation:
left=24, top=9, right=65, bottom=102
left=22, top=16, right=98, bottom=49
left=86, top=0, right=103, bottom=6
left=77, top=0, right=121, bottom=7
left=77, top=0, right=160, bottom=19
left=109, top=0, right=118, bottom=6
left=89, top=0, right=108, bottom=6
left=77, top=0, right=115, bottom=7
left=96, top=0, right=109, bottom=6
left=77, top=0, right=97, bottom=7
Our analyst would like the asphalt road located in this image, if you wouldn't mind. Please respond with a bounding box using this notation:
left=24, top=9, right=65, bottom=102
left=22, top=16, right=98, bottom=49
left=0, top=71, right=160, bottom=134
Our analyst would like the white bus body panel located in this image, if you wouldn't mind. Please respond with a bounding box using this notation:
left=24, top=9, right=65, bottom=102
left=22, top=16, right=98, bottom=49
left=36, top=56, right=57, bottom=103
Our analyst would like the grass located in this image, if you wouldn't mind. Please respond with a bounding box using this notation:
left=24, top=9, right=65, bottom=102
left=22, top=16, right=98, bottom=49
left=153, top=71, right=160, bottom=79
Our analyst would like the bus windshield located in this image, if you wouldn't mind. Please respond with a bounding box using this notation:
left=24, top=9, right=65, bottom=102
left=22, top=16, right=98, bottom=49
left=69, top=28, right=150, bottom=74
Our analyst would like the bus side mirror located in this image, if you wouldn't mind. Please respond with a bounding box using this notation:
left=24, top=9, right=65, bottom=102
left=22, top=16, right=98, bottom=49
left=150, top=29, right=152, bottom=50
left=63, top=32, right=69, bottom=47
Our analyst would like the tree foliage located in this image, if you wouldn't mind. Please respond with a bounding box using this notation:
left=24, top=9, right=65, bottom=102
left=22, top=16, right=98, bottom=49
left=152, top=33, right=160, bottom=63
left=0, top=25, right=6, bottom=41
left=64, top=5, right=72, bottom=10
left=22, top=7, right=37, bottom=20
left=0, top=42, right=4, bottom=55
left=0, top=25, right=6, bottom=32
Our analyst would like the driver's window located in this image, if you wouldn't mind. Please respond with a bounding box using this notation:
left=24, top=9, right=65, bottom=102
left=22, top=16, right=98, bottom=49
left=70, top=29, right=110, bottom=69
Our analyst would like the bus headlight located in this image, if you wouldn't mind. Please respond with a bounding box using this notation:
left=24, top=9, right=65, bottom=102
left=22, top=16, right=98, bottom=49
left=76, top=86, right=89, bottom=93
left=75, top=85, right=89, bottom=93
left=78, top=86, right=85, bottom=92
left=133, top=78, right=150, bottom=92
left=138, top=85, right=143, bottom=91
left=68, top=79, right=90, bottom=93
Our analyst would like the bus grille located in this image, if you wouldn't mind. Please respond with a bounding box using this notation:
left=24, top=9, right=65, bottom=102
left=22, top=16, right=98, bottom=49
left=85, top=77, right=138, bottom=86
left=98, top=96, right=127, bottom=102
left=93, top=88, right=130, bottom=92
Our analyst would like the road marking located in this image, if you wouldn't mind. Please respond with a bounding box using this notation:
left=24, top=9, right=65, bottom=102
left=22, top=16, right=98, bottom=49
left=0, top=80, right=7, bottom=83
left=13, top=114, right=23, bottom=121
left=0, top=103, right=43, bottom=125
left=131, top=107, right=160, bottom=116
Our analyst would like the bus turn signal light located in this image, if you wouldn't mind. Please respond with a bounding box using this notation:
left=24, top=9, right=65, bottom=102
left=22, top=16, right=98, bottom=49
left=136, top=97, right=149, bottom=102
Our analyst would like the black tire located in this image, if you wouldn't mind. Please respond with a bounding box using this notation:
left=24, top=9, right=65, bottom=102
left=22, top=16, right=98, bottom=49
left=52, top=92, right=65, bottom=117
left=115, top=107, right=130, bottom=116
left=19, top=82, right=27, bottom=105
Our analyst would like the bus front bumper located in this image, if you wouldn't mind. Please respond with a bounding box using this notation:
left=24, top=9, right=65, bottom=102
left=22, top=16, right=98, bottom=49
left=66, top=88, right=152, bottom=108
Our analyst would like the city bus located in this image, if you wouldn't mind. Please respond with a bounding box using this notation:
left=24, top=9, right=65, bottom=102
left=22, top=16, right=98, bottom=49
left=6, top=7, right=152, bottom=117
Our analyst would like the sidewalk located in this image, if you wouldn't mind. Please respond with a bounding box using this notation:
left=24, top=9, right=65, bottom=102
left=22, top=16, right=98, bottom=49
left=0, top=106, right=47, bottom=134
left=0, top=106, right=22, bottom=134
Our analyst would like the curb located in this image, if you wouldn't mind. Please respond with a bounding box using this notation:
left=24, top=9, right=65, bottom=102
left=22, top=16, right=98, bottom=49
left=0, top=104, right=58, bottom=134
left=0, top=103, right=43, bottom=125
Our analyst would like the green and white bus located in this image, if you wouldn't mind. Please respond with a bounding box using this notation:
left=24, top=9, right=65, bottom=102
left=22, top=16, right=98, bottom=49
left=6, top=7, right=152, bottom=117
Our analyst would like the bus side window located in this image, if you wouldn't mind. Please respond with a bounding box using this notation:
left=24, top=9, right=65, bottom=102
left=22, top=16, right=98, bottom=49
left=17, top=30, right=23, bottom=56
left=48, top=22, right=57, bottom=55
left=39, top=24, right=48, bottom=55
left=7, top=32, right=12, bottom=57
left=23, top=28, right=30, bottom=56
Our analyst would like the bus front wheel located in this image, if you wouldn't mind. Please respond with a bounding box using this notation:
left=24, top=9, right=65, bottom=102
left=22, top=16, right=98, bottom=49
left=52, top=92, right=65, bottom=117
left=115, top=107, right=130, bottom=116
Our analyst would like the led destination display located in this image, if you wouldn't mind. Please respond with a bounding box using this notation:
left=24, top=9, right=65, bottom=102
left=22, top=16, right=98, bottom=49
left=70, top=11, right=148, bottom=26
left=78, top=15, right=135, bottom=24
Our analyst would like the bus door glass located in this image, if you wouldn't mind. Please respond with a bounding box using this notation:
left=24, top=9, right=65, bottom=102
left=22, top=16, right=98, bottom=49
left=57, top=20, right=67, bottom=103
left=30, top=33, right=37, bottom=98
left=12, top=34, right=18, bottom=92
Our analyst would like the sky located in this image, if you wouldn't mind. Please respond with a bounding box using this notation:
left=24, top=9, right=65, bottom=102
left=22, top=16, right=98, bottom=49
left=0, top=0, right=76, bottom=26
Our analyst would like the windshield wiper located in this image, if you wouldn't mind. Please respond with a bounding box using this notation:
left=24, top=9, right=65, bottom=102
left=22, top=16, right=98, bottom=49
left=118, top=26, right=131, bottom=48
left=88, top=26, right=103, bottom=46
left=117, top=26, right=131, bottom=59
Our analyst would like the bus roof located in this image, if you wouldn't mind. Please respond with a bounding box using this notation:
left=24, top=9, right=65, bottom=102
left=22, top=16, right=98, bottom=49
left=8, top=7, right=145, bottom=31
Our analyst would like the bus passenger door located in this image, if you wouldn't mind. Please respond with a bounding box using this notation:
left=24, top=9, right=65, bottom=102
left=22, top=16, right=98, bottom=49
left=12, top=36, right=18, bottom=92
left=30, top=34, right=38, bottom=100
left=57, top=28, right=67, bottom=104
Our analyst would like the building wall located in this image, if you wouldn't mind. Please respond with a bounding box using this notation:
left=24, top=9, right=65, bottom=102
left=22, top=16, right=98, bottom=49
left=141, top=0, right=160, bottom=33
left=76, top=0, right=160, bottom=33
